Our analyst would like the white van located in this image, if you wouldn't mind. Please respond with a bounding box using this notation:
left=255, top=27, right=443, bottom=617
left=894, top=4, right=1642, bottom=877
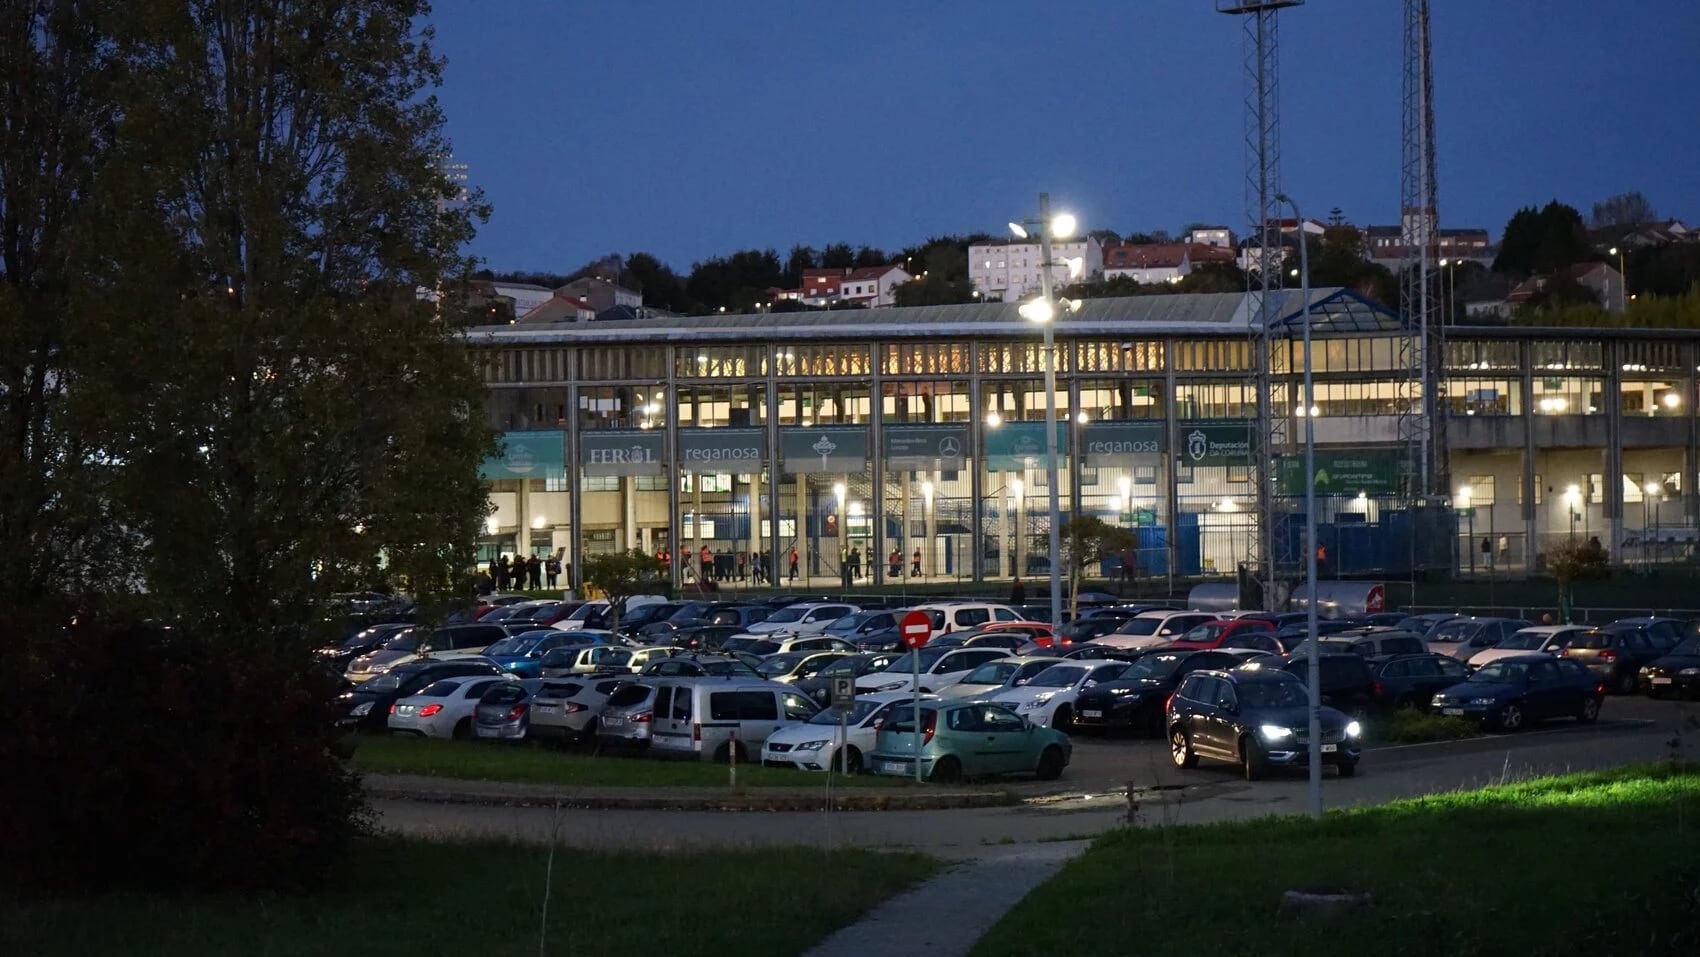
left=648, top=678, right=821, bottom=762
left=909, top=602, right=1026, bottom=639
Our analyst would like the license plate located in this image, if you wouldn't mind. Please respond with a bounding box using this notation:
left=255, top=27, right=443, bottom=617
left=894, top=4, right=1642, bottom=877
left=1082, top=710, right=1103, bottom=718
left=535, top=704, right=558, bottom=712
left=1442, top=707, right=1464, bottom=716
left=880, top=761, right=906, bottom=774
left=1321, top=743, right=1338, bottom=753
left=1652, top=677, right=1673, bottom=685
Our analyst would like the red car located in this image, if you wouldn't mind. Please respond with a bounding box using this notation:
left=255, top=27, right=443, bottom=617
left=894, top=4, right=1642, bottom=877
left=1165, top=618, right=1280, bottom=653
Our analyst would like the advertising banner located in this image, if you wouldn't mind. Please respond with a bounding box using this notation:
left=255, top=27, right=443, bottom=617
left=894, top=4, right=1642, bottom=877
left=581, top=430, right=666, bottom=476
left=679, top=429, right=765, bottom=473
left=480, top=431, right=565, bottom=480
left=1177, top=422, right=1255, bottom=467
left=780, top=427, right=868, bottom=474
left=1079, top=421, right=1164, bottom=469
left=884, top=425, right=969, bottom=471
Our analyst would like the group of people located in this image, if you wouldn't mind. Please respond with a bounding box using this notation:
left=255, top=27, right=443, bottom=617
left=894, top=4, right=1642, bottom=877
left=657, top=546, right=781, bottom=584
left=486, top=551, right=563, bottom=592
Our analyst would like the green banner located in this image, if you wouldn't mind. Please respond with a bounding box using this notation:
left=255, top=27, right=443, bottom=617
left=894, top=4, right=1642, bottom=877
left=985, top=421, right=1068, bottom=472
left=1177, top=422, right=1254, bottom=467
left=780, top=427, right=868, bottom=474
left=679, top=429, right=765, bottom=473
left=1079, top=421, right=1163, bottom=468
left=1277, top=450, right=1401, bottom=495
left=481, top=431, right=565, bottom=480
left=581, top=430, right=665, bottom=476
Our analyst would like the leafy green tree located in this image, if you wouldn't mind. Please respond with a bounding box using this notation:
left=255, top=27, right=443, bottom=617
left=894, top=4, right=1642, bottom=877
left=623, top=251, right=695, bottom=313
left=1060, top=515, right=1135, bottom=619
left=782, top=244, right=817, bottom=288
left=1175, top=262, right=1246, bottom=294
left=1544, top=537, right=1607, bottom=623
left=1494, top=201, right=1589, bottom=278
left=821, top=242, right=856, bottom=269
left=854, top=245, right=888, bottom=268
left=579, top=549, right=665, bottom=629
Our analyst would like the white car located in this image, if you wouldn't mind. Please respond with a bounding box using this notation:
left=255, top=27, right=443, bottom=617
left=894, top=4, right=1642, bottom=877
left=760, top=692, right=929, bottom=773
left=1466, top=625, right=1589, bottom=669
left=936, top=655, right=1065, bottom=700
left=908, top=602, right=1026, bottom=639
left=855, top=647, right=1011, bottom=694
left=988, top=659, right=1131, bottom=729
left=527, top=675, right=632, bottom=741
left=388, top=674, right=516, bottom=739
left=1096, top=611, right=1220, bottom=650
left=741, top=634, right=860, bottom=656
left=539, top=644, right=635, bottom=676
left=746, top=602, right=860, bottom=636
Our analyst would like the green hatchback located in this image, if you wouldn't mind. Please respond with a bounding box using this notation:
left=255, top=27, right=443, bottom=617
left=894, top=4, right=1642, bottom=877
left=869, top=700, right=1071, bottom=783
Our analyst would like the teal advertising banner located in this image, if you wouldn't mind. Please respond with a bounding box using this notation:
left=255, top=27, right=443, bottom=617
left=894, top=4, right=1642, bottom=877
left=1277, top=450, right=1401, bottom=495
left=1079, top=421, right=1164, bottom=469
left=581, top=430, right=666, bottom=477
left=780, top=427, right=868, bottom=474
left=481, top=431, right=565, bottom=480
left=1177, top=422, right=1255, bottom=467
left=679, top=429, right=765, bottom=473
left=884, top=425, right=969, bottom=471
left=985, top=421, right=1068, bottom=472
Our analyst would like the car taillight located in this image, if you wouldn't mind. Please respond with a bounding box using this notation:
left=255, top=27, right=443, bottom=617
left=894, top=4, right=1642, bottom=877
left=1373, top=681, right=1385, bottom=697
left=923, top=710, right=938, bottom=745
left=419, top=704, right=443, bottom=717
left=388, top=703, right=397, bottom=714
left=1164, top=693, right=1175, bottom=714
left=506, top=704, right=527, bottom=720
left=1595, top=683, right=1605, bottom=694
left=565, top=702, right=584, bottom=713
left=692, top=723, right=701, bottom=741
left=633, top=712, right=651, bottom=723
left=1598, top=650, right=1618, bottom=663
left=1559, top=648, right=1571, bottom=657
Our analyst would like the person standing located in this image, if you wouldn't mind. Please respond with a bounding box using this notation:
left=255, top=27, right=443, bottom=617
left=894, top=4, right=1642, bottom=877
left=496, top=555, right=511, bottom=591
left=788, top=548, right=800, bottom=583
left=546, top=552, right=561, bottom=588
left=1010, top=578, right=1026, bottom=603
left=911, top=547, right=922, bottom=578
left=889, top=548, right=902, bottom=579
left=849, top=546, right=862, bottom=581
left=530, top=555, right=543, bottom=590
left=700, top=544, right=712, bottom=581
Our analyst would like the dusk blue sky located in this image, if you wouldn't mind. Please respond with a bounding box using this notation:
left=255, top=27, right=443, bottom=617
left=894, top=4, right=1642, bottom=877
left=429, top=0, right=1700, bottom=275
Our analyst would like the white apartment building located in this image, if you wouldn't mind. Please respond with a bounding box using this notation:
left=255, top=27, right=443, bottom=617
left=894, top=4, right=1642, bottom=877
left=1188, top=226, right=1234, bottom=249
left=968, top=236, right=1104, bottom=301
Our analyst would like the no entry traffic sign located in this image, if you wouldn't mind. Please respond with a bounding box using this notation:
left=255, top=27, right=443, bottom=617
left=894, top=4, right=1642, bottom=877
left=899, top=610, right=932, bottom=649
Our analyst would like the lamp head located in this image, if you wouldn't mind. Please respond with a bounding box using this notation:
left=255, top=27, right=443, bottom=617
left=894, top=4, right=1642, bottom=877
left=1018, top=299, right=1055, bottom=324
left=1049, top=213, right=1077, bottom=240
left=1008, top=221, right=1029, bottom=239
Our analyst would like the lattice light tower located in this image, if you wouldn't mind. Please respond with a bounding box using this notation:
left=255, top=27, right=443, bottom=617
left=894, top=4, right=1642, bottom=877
left=1397, top=0, right=1442, bottom=499
left=1218, top=0, right=1302, bottom=610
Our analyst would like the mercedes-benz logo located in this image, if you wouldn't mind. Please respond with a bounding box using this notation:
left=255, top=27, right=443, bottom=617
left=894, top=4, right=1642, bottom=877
left=938, top=436, right=961, bottom=458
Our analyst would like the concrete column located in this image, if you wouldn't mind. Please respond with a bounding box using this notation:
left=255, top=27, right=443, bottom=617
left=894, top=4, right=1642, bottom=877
left=871, top=357, right=885, bottom=587
left=795, top=478, right=808, bottom=585
left=1165, top=345, right=1180, bottom=587
left=516, top=478, right=531, bottom=557
left=748, top=467, right=762, bottom=585
left=567, top=387, right=582, bottom=591
left=837, top=474, right=848, bottom=587
left=692, top=478, right=703, bottom=582
left=969, top=350, right=984, bottom=585
left=897, top=475, right=910, bottom=585
left=925, top=471, right=940, bottom=579
left=1522, top=343, right=1537, bottom=572
left=623, top=475, right=638, bottom=553
left=1605, top=342, right=1625, bottom=560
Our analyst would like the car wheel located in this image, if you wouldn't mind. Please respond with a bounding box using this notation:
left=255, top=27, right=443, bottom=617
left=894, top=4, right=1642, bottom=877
left=451, top=718, right=472, bottom=741
left=1035, top=746, right=1065, bottom=781
left=1578, top=696, right=1601, bottom=724
left=1240, top=736, right=1267, bottom=781
left=1615, top=670, right=1636, bottom=695
left=1170, top=728, right=1198, bottom=769
left=1052, top=705, right=1074, bottom=731
left=830, top=746, right=864, bottom=775
left=929, top=755, right=963, bottom=784
left=1337, top=761, right=1357, bottom=778
left=1496, top=703, right=1525, bottom=732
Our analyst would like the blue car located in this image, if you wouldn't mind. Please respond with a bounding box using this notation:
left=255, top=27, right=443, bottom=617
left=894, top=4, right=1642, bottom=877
left=1428, top=653, right=1603, bottom=731
left=481, top=629, right=606, bottom=678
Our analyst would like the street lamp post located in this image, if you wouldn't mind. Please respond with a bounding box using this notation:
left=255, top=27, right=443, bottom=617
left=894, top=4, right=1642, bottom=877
left=1610, top=247, right=1628, bottom=310
left=1278, top=192, right=1322, bottom=821
left=1011, top=193, right=1081, bottom=628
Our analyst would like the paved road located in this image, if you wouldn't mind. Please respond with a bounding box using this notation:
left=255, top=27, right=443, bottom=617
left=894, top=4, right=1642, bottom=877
left=375, top=696, right=1700, bottom=855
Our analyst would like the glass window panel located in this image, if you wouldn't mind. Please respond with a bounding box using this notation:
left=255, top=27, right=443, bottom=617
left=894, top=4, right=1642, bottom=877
left=1444, top=378, right=1521, bottom=416
left=1532, top=377, right=1605, bottom=415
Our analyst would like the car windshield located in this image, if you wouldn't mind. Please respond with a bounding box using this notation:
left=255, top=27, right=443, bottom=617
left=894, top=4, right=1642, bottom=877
left=745, top=641, right=781, bottom=657
left=1118, top=618, right=1163, bottom=636
left=1471, top=661, right=1530, bottom=683
left=381, top=634, right=418, bottom=652
left=765, top=608, right=807, bottom=624
left=482, top=637, right=529, bottom=657
left=964, top=662, right=1020, bottom=685
left=1499, top=631, right=1551, bottom=651
left=1237, top=680, right=1308, bottom=708
left=1429, top=621, right=1472, bottom=641
left=808, top=699, right=883, bottom=725
left=1123, top=653, right=1184, bottom=680
left=757, top=653, right=810, bottom=677
left=881, top=704, right=936, bottom=733
left=413, top=679, right=461, bottom=698
left=826, top=613, right=873, bottom=636
left=344, top=628, right=394, bottom=647
left=701, top=660, right=750, bottom=676
left=1029, top=665, right=1088, bottom=688
left=884, top=648, right=951, bottom=673
left=1670, top=637, right=1700, bottom=656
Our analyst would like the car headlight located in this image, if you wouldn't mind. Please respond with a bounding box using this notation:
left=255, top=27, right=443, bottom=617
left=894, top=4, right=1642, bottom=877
left=1469, top=697, right=1498, bottom=706
left=350, top=701, right=373, bottom=717
left=795, top=740, right=829, bottom=751
left=1260, top=724, right=1293, bottom=740
left=1430, top=693, right=1446, bottom=706
left=1344, top=721, right=1361, bottom=738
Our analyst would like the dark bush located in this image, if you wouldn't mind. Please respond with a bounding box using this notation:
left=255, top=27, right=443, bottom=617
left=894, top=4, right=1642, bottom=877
left=0, top=615, right=369, bottom=891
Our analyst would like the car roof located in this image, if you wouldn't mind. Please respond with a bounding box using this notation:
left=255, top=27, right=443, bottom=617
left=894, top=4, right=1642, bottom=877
left=1478, top=653, right=1553, bottom=664
left=1514, top=625, right=1584, bottom=635
left=1198, top=667, right=1296, bottom=684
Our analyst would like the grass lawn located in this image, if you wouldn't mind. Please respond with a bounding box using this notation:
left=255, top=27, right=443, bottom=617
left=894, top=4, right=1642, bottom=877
left=974, top=762, right=1700, bottom=957
left=1369, top=706, right=1481, bottom=743
left=1, top=837, right=939, bottom=957
left=350, top=733, right=933, bottom=789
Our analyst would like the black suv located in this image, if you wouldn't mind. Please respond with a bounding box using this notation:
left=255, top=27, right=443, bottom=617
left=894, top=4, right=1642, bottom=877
left=1281, top=653, right=1378, bottom=715
left=1072, top=649, right=1245, bottom=734
left=1167, top=669, right=1363, bottom=780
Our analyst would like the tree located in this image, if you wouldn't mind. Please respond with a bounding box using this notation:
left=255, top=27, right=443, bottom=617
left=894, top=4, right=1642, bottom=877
left=1060, top=516, right=1135, bottom=619
left=1591, top=191, right=1658, bottom=228
left=579, top=549, right=665, bottom=629
left=1493, top=201, right=1589, bottom=278
left=820, top=242, right=856, bottom=269
left=782, top=244, right=817, bottom=288
left=854, top=245, right=887, bottom=268
left=1544, top=537, right=1607, bottom=623
left=891, top=240, right=977, bottom=306
left=622, top=251, right=695, bottom=313
left=1175, top=262, right=1246, bottom=294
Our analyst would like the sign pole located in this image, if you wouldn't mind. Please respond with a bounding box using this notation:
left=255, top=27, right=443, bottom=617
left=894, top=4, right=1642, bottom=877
left=897, top=609, right=931, bottom=784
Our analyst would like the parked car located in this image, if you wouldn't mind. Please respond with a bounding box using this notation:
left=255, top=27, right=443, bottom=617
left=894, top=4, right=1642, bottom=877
left=1426, top=617, right=1532, bottom=661
left=1097, top=611, right=1221, bottom=650
left=474, top=680, right=543, bottom=740
left=1309, top=629, right=1429, bottom=660
left=928, top=631, right=1028, bottom=652
left=851, top=626, right=907, bottom=652
left=1640, top=636, right=1700, bottom=698
left=387, top=674, right=515, bottom=739
left=673, top=624, right=745, bottom=651
left=640, top=654, right=761, bottom=679
left=699, top=603, right=774, bottom=630
left=607, top=601, right=682, bottom=637
left=529, top=676, right=631, bottom=743
left=335, top=659, right=505, bottom=731
left=823, top=610, right=901, bottom=646
left=1167, top=668, right=1363, bottom=779
left=936, top=655, right=1065, bottom=700
left=1058, top=643, right=1149, bottom=663
left=868, top=701, right=1071, bottom=782
left=1429, top=655, right=1604, bottom=729
left=647, top=678, right=821, bottom=761
left=1399, top=612, right=1463, bottom=636
left=1606, top=616, right=1686, bottom=651
left=1354, top=612, right=1412, bottom=628
left=595, top=681, right=659, bottom=749
left=746, top=602, right=860, bottom=636
left=482, top=630, right=604, bottom=678
left=1167, top=619, right=1277, bottom=652
left=1271, top=619, right=1359, bottom=653
left=1561, top=625, right=1668, bottom=693
left=988, top=659, right=1131, bottom=730
left=1053, top=617, right=1126, bottom=646
left=760, top=692, right=926, bottom=773
left=755, top=651, right=853, bottom=684
left=854, top=647, right=1012, bottom=694
left=1369, top=653, right=1472, bottom=709
left=1279, top=653, right=1378, bottom=716
left=908, top=602, right=1027, bottom=638
left=317, top=622, right=413, bottom=672
left=539, top=644, right=634, bottom=676
left=346, top=623, right=505, bottom=681
left=1072, top=649, right=1246, bottom=734
left=745, top=634, right=859, bottom=657
left=794, top=652, right=903, bottom=704
left=1466, top=625, right=1589, bottom=669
